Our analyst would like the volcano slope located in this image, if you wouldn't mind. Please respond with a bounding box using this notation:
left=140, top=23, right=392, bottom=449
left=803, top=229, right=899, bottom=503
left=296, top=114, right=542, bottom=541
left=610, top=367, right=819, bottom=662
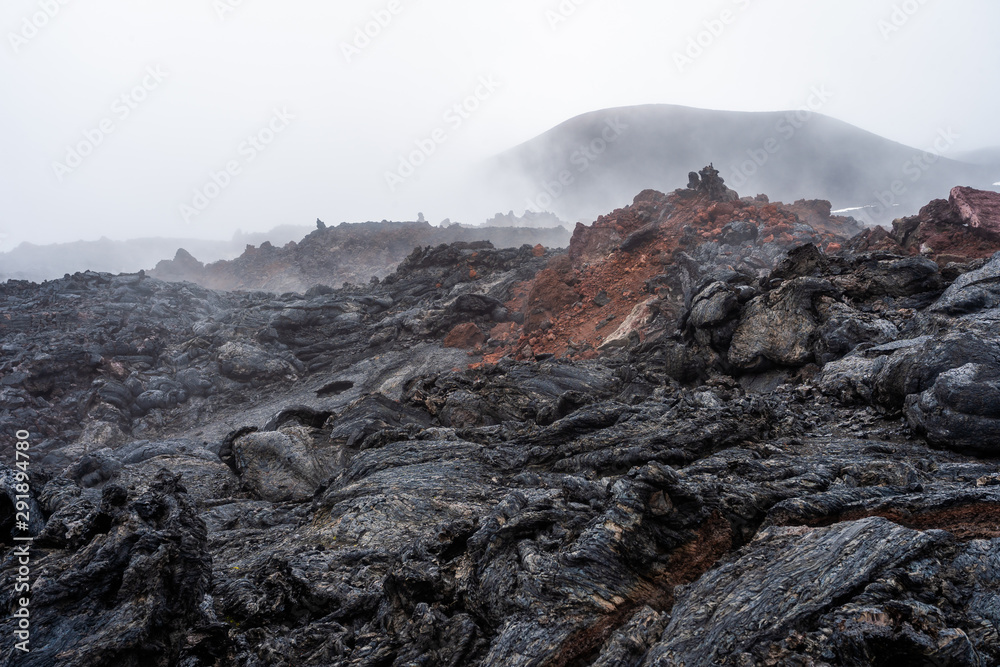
left=3, top=170, right=1000, bottom=666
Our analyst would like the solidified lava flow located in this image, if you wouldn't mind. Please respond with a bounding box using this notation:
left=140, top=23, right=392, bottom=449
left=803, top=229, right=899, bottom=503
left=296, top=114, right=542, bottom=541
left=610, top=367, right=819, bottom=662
left=4, top=171, right=1000, bottom=666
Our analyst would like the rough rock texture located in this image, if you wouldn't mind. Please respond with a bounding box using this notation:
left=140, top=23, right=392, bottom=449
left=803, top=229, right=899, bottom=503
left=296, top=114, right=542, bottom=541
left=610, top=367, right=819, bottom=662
left=443, top=322, right=486, bottom=349
left=848, top=186, right=1000, bottom=264
left=645, top=518, right=941, bottom=666
left=816, top=248, right=1000, bottom=456
left=487, top=175, right=864, bottom=364
left=232, top=426, right=341, bottom=502
left=728, top=277, right=837, bottom=369
left=686, top=163, right=739, bottom=202
left=907, top=363, right=1000, bottom=454
left=952, top=186, right=1000, bottom=235
left=930, top=250, right=1000, bottom=315
left=3, top=472, right=215, bottom=666
left=4, top=172, right=1000, bottom=665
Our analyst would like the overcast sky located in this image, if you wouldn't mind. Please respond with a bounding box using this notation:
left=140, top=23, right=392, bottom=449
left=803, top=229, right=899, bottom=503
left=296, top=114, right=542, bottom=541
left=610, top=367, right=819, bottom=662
left=1, top=0, right=998, bottom=250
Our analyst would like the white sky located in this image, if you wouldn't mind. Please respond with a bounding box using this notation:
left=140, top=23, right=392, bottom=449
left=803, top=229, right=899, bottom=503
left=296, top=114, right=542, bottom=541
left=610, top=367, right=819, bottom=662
left=1, top=0, right=998, bottom=250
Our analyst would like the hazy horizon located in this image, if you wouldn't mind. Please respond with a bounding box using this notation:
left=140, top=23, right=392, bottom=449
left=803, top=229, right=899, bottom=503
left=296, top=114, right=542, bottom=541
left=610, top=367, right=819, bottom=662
left=2, top=0, right=999, bottom=251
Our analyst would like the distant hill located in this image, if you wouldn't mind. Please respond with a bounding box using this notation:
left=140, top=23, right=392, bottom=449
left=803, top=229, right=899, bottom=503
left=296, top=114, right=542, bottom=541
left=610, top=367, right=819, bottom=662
left=0, top=226, right=311, bottom=284
left=488, top=104, right=997, bottom=225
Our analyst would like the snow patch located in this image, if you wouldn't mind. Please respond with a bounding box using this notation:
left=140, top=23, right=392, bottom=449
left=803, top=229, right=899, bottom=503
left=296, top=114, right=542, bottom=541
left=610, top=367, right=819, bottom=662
left=832, top=204, right=898, bottom=215
left=832, top=205, right=876, bottom=214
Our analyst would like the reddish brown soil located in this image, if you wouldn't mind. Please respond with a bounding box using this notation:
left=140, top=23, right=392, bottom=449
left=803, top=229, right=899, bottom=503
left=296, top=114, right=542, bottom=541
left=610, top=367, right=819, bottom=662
left=443, top=322, right=485, bottom=349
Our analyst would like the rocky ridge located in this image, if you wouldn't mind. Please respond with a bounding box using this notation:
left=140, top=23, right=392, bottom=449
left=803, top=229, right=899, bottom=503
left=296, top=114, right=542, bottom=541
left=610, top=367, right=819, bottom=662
left=149, top=220, right=571, bottom=294
left=481, top=164, right=864, bottom=363
left=849, top=186, right=1000, bottom=264
left=2, top=171, right=1000, bottom=665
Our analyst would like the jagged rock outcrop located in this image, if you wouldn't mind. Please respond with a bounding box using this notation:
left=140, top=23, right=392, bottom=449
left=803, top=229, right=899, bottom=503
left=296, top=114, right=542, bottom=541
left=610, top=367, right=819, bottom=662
left=728, top=277, right=838, bottom=370
left=815, top=248, right=1000, bottom=456
left=149, top=221, right=571, bottom=294
left=489, top=173, right=864, bottom=365
left=951, top=186, right=1000, bottom=235
left=849, top=185, right=1000, bottom=263
left=485, top=210, right=566, bottom=229
left=686, top=163, right=739, bottom=202
left=1, top=472, right=217, bottom=666
left=906, top=362, right=1000, bottom=454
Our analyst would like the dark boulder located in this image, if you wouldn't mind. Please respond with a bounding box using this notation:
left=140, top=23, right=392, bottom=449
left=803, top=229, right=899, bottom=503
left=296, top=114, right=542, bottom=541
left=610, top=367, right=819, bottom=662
left=873, top=333, right=1000, bottom=409
left=728, top=277, right=838, bottom=370
left=907, top=363, right=1000, bottom=454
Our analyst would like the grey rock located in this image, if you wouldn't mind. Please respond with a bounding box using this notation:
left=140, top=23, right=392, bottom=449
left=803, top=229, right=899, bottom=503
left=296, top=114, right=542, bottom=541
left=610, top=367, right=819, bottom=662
left=729, top=277, right=838, bottom=369
left=719, top=220, right=758, bottom=246
left=815, top=302, right=899, bottom=365
left=688, top=281, right=740, bottom=329
left=643, top=518, right=941, bottom=666
left=0, top=473, right=216, bottom=666
left=232, top=426, right=343, bottom=502
left=7, top=221, right=1000, bottom=666
left=931, top=251, right=1000, bottom=315
left=907, top=363, right=1000, bottom=454
left=216, top=341, right=297, bottom=383
left=873, top=333, right=1000, bottom=408
left=0, top=463, right=45, bottom=537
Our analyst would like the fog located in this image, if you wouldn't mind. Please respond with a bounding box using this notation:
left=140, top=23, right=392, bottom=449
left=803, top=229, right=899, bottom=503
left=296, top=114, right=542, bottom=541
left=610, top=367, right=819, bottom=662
left=1, top=0, right=999, bottom=252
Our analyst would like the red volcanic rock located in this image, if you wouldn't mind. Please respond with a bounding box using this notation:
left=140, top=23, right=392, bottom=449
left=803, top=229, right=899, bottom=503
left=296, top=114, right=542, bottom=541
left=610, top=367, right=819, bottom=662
left=444, top=322, right=485, bottom=349
left=848, top=187, right=1000, bottom=263
left=486, top=177, right=1000, bottom=365
left=488, top=321, right=519, bottom=344
left=951, top=186, right=1000, bottom=235
left=708, top=202, right=735, bottom=222
left=502, top=168, right=867, bottom=360
left=844, top=225, right=905, bottom=255
left=568, top=221, right=623, bottom=264
left=569, top=190, right=673, bottom=264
